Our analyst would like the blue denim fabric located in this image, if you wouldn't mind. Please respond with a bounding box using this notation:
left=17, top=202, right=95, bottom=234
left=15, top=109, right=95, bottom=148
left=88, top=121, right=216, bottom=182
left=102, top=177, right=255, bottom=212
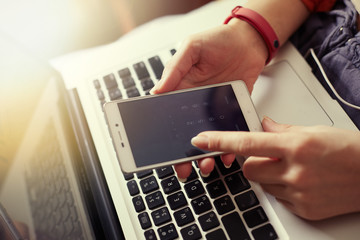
left=291, top=0, right=360, bottom=129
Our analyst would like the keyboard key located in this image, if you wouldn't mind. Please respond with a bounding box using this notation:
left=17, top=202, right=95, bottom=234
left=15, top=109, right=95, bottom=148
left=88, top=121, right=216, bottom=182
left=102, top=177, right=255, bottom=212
left=221, top=212, right=250, bottom=240
left=141, top=78, right=155, bottom=91
left=235, top=190, right=259, bottom=211
left=93, top=79, right=101, bottom=89
left=185, top=167, right=198, bottom=182
left=132, top=195, right=145, bottom=212
left=133, top=61, right=150, bottom=80
left=50, top=196, right=60, bottom=210
left=137, top=169, right=153, bottom=179
left=144, top=229, right=157, bottom=240
left=127, top=180, right=139, bottom=196
left=225, top=171, right=250, bottom=195
left=146, top=191, right=165, bottom=210
left=200, top=168, right=219, bottom=183
left=138, top=212, right=152, bottom=229
left=152, top=207, right=171, bottom=226
left=118, top=67, right=131, bottom=78
left=167, top=191, right=187, bottom=210
left=122, top=76, right=135, bottom=89
left=193, top=161, right=199, bottom=168
left=174, top=207, right=194, bottom=227
left=108, top=88, right=122, bottom=100
left=61, top=206, right=70, bottom=224
left=184, top=180, right=205, bottom=198
left=70, top=220, right=82, bottom=238
left=96, top=89, right=105, bottom=101
left=123, top=172, right=134, bottom=180
left=126, top=87, right=140, bottom=98
left=170, top=49, right=176, bottom=55
left=58, top=194, right=67, bottom=209
left=156, top=167, right=174, bottom=179
left=198, top=211, right=219, bottom=231
left=123, top=173, right=134, bottom=180
left=215, top=156, right=241, bottom=176
left=140, top=176, right=159, bottom=194
left=243, top=207, right=268, bottom=228
left=66, top=192, right=74, bottom=206
left=213, top=195, right=235, bottom=215
left=161, top=176, right=180, bottom=194
left=100, top=100, right=106, bottom=109
left=157, top=223, right=178, bottom=240
left=206, top=179, right=227, bottom=199
left=191, top=195, right=212, bottom=215
left=62, top=177, right=71, bottom=192
left=180, top=224, right=202, bottom=240
left=103, top=73, right=118, bottom=89
left=205, top=229, right=227, bottom=240
left=148, top=56, right=164, bottom=80
left=252, top=224, right=278, bottom=240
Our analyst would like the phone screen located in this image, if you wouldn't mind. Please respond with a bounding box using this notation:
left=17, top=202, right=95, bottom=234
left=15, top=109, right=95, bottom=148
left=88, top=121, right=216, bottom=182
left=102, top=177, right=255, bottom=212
left=117, top=85, right=249, bottom=167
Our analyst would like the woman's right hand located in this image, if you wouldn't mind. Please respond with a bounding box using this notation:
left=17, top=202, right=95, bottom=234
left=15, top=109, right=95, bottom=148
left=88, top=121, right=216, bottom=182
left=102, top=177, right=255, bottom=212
left=150, top=19, right=268, bottom=95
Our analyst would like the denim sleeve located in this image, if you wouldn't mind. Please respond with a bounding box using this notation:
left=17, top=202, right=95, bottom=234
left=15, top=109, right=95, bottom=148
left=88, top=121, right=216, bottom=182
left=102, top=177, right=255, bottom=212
left=301, top=0, right=337, bottom=12
left=291, top=0, right=360, bottom=129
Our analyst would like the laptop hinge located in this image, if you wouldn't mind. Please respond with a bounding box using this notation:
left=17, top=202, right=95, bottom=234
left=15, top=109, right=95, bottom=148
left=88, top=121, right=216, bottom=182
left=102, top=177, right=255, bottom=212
left=65, top=88, right=125, bottom=240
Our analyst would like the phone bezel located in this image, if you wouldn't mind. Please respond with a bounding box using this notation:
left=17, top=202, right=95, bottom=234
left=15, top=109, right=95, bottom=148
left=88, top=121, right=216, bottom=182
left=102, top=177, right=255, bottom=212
left=104, top=80, right=262, bottom=173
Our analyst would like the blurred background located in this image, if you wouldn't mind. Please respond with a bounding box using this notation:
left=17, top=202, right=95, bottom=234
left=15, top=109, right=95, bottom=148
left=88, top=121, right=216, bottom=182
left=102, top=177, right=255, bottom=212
left=0, top=0, right=212, bottom=186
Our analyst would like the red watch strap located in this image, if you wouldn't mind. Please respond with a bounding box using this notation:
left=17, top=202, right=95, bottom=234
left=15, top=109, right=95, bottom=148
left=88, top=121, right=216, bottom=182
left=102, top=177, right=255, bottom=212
left=224, top=6, right=280, bottom=64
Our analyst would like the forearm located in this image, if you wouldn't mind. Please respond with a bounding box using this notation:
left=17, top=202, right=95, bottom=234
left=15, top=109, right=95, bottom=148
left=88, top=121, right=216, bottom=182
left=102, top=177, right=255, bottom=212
left=224, top=0, right=310, bottom=65
left=244, top=0, right=310, bottom=46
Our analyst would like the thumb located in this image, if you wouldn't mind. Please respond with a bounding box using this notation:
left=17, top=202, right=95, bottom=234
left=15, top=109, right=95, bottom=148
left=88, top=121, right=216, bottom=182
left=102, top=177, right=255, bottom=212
left=151, top=41, right=195, bottom=94
left=262, top=116, right=292, bottom=133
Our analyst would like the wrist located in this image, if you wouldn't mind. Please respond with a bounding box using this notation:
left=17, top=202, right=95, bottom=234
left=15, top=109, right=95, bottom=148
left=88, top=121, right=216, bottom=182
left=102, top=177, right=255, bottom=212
left=227, top=18, right=269, bottom=65
left=243, top=0, right=310, bottom=45
left=224, top=6, right=280, bottom=65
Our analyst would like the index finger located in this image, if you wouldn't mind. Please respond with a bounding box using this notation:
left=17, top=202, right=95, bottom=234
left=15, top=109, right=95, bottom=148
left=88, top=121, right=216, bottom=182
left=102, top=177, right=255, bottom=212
left=191, top=131, right=286, bottom=158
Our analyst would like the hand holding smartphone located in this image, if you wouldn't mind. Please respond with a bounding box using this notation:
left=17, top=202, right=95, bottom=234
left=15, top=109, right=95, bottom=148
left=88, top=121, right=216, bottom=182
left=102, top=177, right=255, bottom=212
left=104, top=80, right=262, bottom=173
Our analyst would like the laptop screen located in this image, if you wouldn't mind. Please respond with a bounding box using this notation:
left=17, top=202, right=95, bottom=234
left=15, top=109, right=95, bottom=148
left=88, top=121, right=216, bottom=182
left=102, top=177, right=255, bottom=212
left=0, top=33, right=123, bottom=239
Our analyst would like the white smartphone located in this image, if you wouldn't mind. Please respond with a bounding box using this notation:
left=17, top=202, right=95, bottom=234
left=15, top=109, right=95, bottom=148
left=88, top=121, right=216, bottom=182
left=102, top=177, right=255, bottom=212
left=104, top=80, right=262, bottom=173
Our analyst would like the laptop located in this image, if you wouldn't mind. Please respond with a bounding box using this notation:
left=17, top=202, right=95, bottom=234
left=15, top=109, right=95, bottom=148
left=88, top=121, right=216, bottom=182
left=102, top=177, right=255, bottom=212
left=0, top=33, right=124, bottom=239
left=1, top=0, right=360, bottom=239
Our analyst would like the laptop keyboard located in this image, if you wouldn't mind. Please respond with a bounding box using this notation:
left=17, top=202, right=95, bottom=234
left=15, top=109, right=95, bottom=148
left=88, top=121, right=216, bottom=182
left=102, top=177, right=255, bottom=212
left=24, top=122, right=85, bottom=240
left=91, top=49, right=279, bottom=240
left=93, top=52, right=165, bottom=107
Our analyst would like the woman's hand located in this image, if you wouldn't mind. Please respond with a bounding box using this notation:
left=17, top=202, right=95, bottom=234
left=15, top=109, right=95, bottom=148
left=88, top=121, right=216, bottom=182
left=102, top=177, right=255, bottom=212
left=151, top=19, right=268, bottom=180
left=190, top=117, right=360, bottom=220
left=150, top=19, right=268, bottom=95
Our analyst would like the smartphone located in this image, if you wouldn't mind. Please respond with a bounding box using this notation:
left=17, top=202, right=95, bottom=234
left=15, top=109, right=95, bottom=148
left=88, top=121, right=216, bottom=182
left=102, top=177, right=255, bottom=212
left=104, top=80, right=262, bottom=173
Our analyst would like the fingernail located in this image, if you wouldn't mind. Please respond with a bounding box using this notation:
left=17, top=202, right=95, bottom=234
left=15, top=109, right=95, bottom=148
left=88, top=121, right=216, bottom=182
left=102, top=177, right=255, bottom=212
left=191, top=135, right=209, bottom=147
left=224, top=163, right=232, bottom=169
left=149, top=88, right=156, bottom=95
left=150, top=80, right=162, bottom=94
left=178, top=177, right=187, bottom=183
left=263, top=116, right=275, bottom=123
left=200, top=171, right=210, bottom=178
left=150, top=85, right=159, bottom=94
